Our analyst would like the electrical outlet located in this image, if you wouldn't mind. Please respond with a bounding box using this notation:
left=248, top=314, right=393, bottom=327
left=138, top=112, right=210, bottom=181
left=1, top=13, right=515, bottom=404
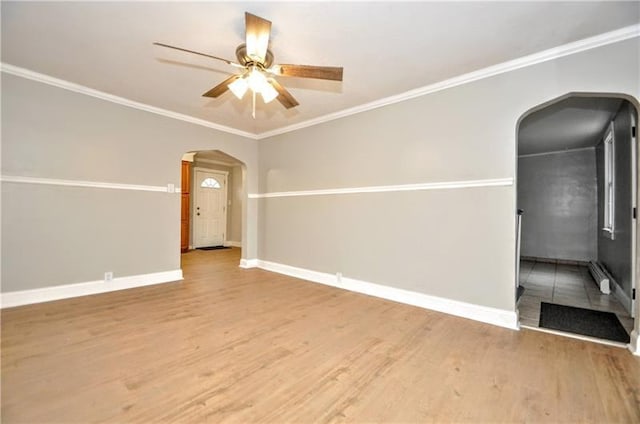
left=104, top=272, right=113, bottom=282
left=167, top=183, right=175, bottom=193
left=336, top=272, right=343, bottom=284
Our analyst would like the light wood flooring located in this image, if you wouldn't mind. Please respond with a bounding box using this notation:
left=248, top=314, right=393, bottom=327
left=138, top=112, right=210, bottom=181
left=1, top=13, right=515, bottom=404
left=2, top=248, right=640, bottom=423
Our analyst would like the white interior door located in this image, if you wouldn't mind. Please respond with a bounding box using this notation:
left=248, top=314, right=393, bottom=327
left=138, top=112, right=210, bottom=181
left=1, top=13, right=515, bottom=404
left=193, top=169, right=228, bottom=248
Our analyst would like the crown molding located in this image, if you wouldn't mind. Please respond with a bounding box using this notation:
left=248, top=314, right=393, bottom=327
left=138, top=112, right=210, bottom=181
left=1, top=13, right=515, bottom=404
left=256, top=24, right=640, bottom=139
left=2, top=24, right=638, bottom=141
left=0, top=63, right=258, bottom=140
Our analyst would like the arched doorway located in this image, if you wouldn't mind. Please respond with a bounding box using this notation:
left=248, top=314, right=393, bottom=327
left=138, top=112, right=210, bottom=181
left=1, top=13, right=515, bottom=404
left=515, top=93, right=639, bottom=349
left=179, top=150, right=246, bottom=253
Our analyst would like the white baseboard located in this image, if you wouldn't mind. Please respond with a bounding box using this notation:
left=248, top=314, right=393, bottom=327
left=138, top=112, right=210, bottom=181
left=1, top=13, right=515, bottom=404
left=224, top=240, right=242, bottom=248
left=256, top=260, right=518, bottom=330
left=1, top=269, right=183, bottom=308
left=630, top=330, right=640, bottom=356
left=239, top=259, right=258, bottom=269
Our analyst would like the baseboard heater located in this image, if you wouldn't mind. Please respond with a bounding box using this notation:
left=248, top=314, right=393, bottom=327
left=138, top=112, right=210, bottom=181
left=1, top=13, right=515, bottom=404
left=588, top=261, right=611, bottom=294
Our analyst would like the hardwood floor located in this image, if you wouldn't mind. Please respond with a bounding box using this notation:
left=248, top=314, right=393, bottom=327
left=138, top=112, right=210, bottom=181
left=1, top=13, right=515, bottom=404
left=2, top=248, right=639, bottom=423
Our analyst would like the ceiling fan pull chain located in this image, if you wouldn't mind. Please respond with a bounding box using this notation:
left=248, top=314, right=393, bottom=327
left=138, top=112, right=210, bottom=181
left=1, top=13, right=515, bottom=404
left=252, top=90, right=256, bottom=119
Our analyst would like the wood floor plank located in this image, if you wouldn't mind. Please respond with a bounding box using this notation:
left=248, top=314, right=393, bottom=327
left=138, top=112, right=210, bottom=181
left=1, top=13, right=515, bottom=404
left=2, top=248, right=639, bottom=423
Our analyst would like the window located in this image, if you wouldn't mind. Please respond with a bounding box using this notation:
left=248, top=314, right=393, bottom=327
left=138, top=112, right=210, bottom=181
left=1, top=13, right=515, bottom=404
left=200, top=177, right=221, bottom=189
left=603, top=122, right=615, bottom=238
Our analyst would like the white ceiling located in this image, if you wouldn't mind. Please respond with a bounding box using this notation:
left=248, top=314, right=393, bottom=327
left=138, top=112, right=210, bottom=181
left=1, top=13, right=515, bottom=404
left=2, top=2, right=639, bottom=136
left=518, top=97, right=624, bottom=155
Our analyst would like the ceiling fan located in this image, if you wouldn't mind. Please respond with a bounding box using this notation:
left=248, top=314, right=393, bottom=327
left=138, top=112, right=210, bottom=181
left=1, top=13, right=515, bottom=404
left=154, top=12, right=344, bottom=118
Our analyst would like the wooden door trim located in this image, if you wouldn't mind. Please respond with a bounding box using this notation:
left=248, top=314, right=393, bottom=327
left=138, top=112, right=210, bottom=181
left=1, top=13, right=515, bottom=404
left=180, top=160, right=191, bottom=253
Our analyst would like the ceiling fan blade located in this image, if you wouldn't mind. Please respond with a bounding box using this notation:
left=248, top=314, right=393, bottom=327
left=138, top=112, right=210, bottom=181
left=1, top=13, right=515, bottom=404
left=273, top=64, right=343, bottom=81
left=202, top=74, right=241, bottom=98
left=153, top=42, right=243, bottom=68
left=269, top=79, right=299, bottom=109
left=245, top=12, right=271, bottom=63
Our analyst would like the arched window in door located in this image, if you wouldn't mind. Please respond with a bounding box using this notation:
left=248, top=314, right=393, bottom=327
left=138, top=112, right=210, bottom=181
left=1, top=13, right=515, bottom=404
left=200, top=177, right=221, bottom=189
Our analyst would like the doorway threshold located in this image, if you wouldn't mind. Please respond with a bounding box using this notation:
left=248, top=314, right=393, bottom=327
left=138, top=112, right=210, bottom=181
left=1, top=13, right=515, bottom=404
left=520, top=324, right=628, bottom=348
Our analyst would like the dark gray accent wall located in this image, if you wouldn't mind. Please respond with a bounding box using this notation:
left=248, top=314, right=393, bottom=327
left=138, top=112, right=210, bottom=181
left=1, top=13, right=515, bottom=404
left=597, top=101, right=635, bottom=299
left=518, top=148, right=598, bottom=262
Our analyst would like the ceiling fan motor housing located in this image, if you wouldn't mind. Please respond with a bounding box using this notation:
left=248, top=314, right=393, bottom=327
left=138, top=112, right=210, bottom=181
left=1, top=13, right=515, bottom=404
left=235, top=43, right=274, bottom=68
left=154, top=11, right=342, bottom=110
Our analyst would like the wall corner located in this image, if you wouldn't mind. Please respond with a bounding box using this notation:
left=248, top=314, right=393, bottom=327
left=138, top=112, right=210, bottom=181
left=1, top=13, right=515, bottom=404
left=629, top=329, right=639, bottom=356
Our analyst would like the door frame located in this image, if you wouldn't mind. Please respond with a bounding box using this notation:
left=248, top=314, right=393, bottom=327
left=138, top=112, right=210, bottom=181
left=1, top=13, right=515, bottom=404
left=514, top=92, right=640, bottom=350
left=630, top=110, right=637, bottom=318
left=192, top=167, right=229, bottom=248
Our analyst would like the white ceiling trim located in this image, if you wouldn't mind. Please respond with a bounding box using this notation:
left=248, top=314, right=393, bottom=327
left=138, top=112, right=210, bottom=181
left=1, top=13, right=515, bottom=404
left=1, top=24, right=638, bottom=141
left=0, top=63, right=258, bottom=140
left=256, top=24, right=640, bottom=139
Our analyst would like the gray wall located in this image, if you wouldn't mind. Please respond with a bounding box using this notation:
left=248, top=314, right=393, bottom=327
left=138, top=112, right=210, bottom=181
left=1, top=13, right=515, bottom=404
left=2, top=185, right=177, bottom=291
left=518, top=149, right=597, bottom=262
left=258, top=38, right=639, bottom=312
left=229, top=165, right=244, bottom=243
left=2, top=37, right=639, bottom=323
left=1, top=72, right=258, bottom=292
left=597, top=101, right=636, bottom=299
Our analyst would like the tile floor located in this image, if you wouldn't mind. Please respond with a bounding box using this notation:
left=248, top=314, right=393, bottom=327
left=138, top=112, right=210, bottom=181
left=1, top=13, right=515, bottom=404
left=517, top=259, right=635, bottom=337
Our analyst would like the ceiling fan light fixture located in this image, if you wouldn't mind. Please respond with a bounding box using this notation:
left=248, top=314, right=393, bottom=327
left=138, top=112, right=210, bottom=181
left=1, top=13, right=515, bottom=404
left=261, top=81, right=279, bottom=103
left=156, top=11, right=343, bottom=114
left=228, top=77, right=249, bottom=99
left=247, top=67, right=269, bottom=93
